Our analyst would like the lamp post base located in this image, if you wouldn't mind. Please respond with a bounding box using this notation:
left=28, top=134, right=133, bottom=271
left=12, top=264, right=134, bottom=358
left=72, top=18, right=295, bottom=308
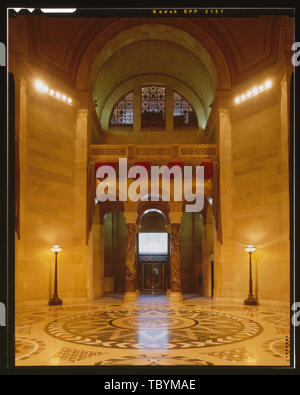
left=49, top=295, right=63, bottom=306
left=244, top=296, right=258, bottom=305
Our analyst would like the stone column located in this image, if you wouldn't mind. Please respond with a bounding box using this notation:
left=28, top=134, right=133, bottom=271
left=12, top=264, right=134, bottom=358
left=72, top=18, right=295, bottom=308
left=124, top=211, right=138, bottom=302
left=168, top=211, right=182, bottom=302
left=278, top=67, right=292, bottom=300
left=15, top=76, right=28, bottom=304
left=74, top=106, right=90, bottom=300
left=165, top=86, right=173, bottom=131
left=91, top=207, right=105, bottom=299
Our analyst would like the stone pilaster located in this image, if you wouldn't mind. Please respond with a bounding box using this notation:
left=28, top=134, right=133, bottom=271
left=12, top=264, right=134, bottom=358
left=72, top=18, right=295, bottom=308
left=213, top=91, right=233, bottom=299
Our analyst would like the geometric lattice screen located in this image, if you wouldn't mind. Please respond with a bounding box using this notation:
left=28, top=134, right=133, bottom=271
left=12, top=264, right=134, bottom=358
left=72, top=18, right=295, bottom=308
left=141, top=85, right=166, bottom=128
left=173, top=91, right=197, bottom=128
left=109, top=91, right=134, bottom=126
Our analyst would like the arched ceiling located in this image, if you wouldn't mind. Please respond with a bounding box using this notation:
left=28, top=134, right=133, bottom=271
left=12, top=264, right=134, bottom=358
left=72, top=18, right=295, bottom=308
left=21, top=15, right=292, bottom=125
left=85, top=24, right=226, bottom=130
left=23, top=15, right=291, bottom=88
left=90, top=24, right=219, bottom=131
left=94, top=39, right=215, bottom=130
left=89, top=23, right=219, bottom=91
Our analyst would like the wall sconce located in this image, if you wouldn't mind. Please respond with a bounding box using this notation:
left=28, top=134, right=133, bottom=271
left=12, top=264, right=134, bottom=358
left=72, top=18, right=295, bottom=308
left=49, top=245, right=63, bottom=306
left=234, top=80, right=272, bottom=104
left=244, top=245, right=257, bottom=305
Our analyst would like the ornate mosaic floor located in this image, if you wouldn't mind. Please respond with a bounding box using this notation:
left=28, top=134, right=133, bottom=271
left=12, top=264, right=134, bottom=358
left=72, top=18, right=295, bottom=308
left=15, top=295, right=291, bottom=366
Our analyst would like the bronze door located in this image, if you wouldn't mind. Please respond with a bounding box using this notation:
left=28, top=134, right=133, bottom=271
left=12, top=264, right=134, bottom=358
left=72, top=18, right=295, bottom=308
left=142, top=263, right=164, bottom=291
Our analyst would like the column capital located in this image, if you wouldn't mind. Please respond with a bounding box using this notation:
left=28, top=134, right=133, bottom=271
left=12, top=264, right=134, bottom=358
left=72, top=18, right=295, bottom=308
left=123, top=211, right=138, bottom=224
left=169, top=211, right=182, bottom=224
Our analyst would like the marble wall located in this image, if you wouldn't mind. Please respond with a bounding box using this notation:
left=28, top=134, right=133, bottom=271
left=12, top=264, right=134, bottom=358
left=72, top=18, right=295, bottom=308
left=214, top=68, right=291, bottom=304
left=14, top=73, right=90, bottom=305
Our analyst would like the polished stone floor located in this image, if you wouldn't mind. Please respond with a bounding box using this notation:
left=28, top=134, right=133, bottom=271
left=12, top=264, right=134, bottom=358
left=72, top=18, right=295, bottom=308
left=15, top=294, right=291, bottom=366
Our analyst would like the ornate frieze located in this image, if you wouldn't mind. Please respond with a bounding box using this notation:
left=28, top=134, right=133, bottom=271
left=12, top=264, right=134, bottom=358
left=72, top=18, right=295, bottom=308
left=90, top=144, right=217, bottom=162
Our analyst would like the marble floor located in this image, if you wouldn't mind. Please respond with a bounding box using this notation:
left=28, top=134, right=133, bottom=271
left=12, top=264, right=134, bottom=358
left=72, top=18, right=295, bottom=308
left=15, top=294, right=291, bottom=366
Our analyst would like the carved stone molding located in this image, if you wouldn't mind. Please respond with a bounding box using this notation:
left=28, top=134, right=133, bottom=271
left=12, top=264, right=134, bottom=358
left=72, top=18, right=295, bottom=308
left=90, top=144, right=217, bottom=162
left=90, top=145, right=128, bottom=159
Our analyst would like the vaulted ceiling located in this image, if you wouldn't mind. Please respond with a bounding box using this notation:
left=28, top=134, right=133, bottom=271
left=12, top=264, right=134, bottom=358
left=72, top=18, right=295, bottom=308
left=11, top=14, right=293, bottom=129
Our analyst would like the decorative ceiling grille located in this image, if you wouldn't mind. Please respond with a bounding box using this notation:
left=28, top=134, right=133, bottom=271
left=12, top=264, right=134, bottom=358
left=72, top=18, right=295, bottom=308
left=110, top=92, right=133, bottom=126
left=141, top=86, right=166, bottom=114
left=141, top=86, right=165, bottom=128
left=173, top=91, right=197, bottom=127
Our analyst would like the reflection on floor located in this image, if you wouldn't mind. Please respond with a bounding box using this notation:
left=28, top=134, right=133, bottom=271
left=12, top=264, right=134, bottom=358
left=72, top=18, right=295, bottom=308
left=15, top=294, right=290, bottom=366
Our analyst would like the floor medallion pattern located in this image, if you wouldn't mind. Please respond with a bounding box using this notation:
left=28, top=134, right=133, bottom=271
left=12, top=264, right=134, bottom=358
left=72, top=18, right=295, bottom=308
left=15, top=296, right=290, bottom=366
left=94, top=354, right=214, bottom=366
left=45, top=307, right=263, bottom=350
left=262, top=337, right=290, bottom=360
left=15, top=338, right=45, bottom=361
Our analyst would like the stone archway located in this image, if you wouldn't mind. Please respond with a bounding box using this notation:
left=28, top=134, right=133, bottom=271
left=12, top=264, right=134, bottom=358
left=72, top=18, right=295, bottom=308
left=136, top=205, right=170, bottom=294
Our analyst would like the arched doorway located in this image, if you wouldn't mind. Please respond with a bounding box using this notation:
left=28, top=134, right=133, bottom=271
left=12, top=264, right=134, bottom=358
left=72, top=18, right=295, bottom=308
left=137, top=209, right=169, bottom=293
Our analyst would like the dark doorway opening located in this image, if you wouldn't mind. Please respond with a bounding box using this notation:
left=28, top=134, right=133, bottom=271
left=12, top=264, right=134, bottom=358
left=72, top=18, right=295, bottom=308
left=137, top=210, right=169, bottom=293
